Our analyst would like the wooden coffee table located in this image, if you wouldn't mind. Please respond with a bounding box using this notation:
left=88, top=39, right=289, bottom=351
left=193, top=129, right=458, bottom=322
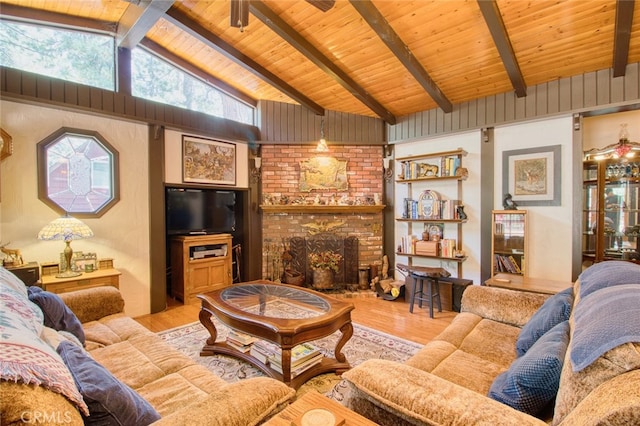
left=198, top=282, right=355, bottom=389
left=263, top=390, right=377, bottom=426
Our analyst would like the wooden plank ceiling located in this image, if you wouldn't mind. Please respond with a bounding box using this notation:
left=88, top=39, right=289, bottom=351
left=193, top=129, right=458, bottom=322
left=1, top=0, right=639, bottom=124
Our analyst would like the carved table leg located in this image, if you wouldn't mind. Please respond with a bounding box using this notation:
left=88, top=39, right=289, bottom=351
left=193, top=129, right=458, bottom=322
left=334, top=321, right=353, bottom=363
left=199, top=307, right=218, bottom=346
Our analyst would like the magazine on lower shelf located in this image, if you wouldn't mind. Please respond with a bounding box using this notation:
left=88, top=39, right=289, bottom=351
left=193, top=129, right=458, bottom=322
left=250, top=340, right=321, bottom=369
left=269, top=353, right=324, bottom=377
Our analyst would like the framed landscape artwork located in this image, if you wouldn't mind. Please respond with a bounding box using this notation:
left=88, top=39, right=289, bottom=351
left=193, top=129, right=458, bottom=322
left=502, top=145, right=561, bottom=206
left=182, top=135, right=236, bottom=185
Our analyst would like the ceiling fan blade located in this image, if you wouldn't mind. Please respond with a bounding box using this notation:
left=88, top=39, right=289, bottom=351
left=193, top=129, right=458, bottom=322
left=305, top=0, right=335, bottom=12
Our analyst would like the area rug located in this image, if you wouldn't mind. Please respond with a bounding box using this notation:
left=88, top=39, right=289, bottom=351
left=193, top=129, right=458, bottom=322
left=158, top=319, right=421, bottom=399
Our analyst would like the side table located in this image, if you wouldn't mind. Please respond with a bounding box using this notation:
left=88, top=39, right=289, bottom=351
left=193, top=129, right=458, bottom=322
left=263, top=390, right=377, bottom=426
left=41, top=268, right=121, bottom=294
left=484, top=273, right=572, bottom=295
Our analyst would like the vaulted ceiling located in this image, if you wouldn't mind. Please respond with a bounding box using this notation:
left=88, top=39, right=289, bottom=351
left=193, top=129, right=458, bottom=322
left=1, top=0, right=639, bottom=125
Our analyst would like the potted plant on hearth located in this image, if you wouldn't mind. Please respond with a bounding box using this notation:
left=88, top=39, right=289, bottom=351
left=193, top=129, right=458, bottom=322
left=309, top=250, right=343, bottom=290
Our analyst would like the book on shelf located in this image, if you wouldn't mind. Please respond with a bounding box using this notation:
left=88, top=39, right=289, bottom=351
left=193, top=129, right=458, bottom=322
left=268, top=342, right=321, bottom=368
left=250, top=341, right=321, bottom=370
left=269, top=353, right=323, bottom=377
left=226, top=330, right=257, bottom=353
left=228, top=330, right=257, bottom=346
left=226, top=339, right=252, bottom=353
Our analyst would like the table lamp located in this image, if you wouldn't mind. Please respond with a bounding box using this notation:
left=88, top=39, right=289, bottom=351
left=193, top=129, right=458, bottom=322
left=37, top=214, right=94, bottom=278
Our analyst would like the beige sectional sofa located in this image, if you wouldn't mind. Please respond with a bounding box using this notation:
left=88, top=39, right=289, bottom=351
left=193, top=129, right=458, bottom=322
left=342, top=261, right=640, bottom=425
left=0, top=268, right=295, bottom=426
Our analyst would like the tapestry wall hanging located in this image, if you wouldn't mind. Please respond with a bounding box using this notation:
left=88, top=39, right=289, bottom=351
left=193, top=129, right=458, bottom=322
left=182, top=135, right=236, bottom=185
left=299, top=157, right=348, bottom=192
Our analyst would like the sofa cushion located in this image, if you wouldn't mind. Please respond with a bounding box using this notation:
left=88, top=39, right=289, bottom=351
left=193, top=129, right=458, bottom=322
left=57, top=340, right=161, bottom=426
left=489, top=320, right=569, bottom=416
left=28, top=286, right=85, bottom=344
left=578, top=261, right=640, bottom=299
left=516, top=288, right=572, bottom=357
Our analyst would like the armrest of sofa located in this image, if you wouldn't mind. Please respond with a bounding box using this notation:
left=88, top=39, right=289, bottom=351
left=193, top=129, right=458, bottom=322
left=151, top=377, right=295, bottom=426
left=59, top=286, right=125, bottom=324
left=461, top=285, right=549, bottom=327
left=343, top=359, right=546, bottom=426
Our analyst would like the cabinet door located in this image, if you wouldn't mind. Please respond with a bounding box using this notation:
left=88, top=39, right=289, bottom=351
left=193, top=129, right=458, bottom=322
left=189, top=260, right=229, bottom=294
left=491, top=211, right=526, bottom=276
left=584, top=159, right=640, bottom=263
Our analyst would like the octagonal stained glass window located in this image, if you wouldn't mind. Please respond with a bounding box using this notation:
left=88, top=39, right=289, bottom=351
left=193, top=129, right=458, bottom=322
left=37, top=128, right=119, bottom=217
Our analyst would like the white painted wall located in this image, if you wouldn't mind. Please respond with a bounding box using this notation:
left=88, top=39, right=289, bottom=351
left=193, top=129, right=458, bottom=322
left=494, top=116, right=575, bottom=282
left=0, top=101, right=151, bottom=317
left=393, top=116, right=576, bottom=284
left=393, top=130, right=483, bottom=285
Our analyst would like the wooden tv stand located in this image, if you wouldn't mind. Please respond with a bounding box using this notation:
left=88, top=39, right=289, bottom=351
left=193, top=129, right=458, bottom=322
left=171, top=234, right=233, bottom=304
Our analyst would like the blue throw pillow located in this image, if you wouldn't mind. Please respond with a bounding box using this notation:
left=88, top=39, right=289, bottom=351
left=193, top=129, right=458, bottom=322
left=489, top=320, right=570, bottom=416
left=578, top=261, right=640, bottom=299
left=57, top=341, right=161, bottom=426
left=28, top=286, right=85, bottom=345
left=516, top=287, right=573, bottom=357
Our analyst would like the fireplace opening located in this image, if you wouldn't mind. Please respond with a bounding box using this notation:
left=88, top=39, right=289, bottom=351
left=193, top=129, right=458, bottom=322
left=281, top=233, right=359, bottom=290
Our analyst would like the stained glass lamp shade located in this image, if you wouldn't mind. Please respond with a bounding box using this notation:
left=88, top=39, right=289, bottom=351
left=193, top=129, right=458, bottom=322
left=37, top=214, right=94, bottom=278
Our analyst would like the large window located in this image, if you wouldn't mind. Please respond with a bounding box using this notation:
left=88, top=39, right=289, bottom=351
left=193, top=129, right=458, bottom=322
left=0, top=19, right=254, bottom=125
left=132, top=49, right=254, bottom=125
left=0, top=20, right=114, bottom=90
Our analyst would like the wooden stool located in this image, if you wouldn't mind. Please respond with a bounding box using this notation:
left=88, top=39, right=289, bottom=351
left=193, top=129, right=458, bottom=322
left=396, top=263, right=450, bottom=318
left=409, top=273, right=442, bottom=318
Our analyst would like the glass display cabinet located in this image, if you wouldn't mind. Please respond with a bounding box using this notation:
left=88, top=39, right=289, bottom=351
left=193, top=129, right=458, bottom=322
left=582, top=159, right=640, bottom=264
left=491, top=210, right=527, bottom=277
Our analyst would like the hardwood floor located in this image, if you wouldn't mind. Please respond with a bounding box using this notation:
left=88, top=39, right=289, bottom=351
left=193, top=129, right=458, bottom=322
left=134, top=294, right=456, bottom=345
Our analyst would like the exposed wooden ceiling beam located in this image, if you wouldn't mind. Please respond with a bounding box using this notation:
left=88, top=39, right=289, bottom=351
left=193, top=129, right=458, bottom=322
left=164, top=6, right=324, bottom=116
left=613, top=0, right=635, bottom=77
left=477, top=0, right=527, bottom=97
left=139, top=38, right=257, bottom=107
left=349, top=0, right=452, bottom=113
left=250, top=0, right=396, bottom=124
left=117, top=0, right=174, bottom=48
left=305, top=0, right=336, bottom=13
left=0, top=3, right=115, bottom=33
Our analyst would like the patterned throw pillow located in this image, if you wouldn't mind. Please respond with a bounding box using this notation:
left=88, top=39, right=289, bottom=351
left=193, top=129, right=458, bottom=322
left=489, top=320, right=570, bottom=416
left=516, top=287, right=573, bottom=357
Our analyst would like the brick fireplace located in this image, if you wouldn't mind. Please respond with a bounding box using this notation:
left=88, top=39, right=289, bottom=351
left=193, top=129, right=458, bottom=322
left=259, top=144, right=385, bottom=287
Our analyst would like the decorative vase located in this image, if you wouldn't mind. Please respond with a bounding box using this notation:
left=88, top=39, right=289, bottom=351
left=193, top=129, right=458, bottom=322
left=313, top=268, right=334, bottom=289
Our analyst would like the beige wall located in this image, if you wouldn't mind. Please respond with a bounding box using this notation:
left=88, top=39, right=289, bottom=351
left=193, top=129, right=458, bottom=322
left=583, top=110, right=640, bottom=150
left=0, top=100, right=151, bottom=317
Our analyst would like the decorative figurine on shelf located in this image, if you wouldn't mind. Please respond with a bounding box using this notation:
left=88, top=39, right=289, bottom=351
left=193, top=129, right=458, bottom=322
left=456, top=205, right=468, bottom=220
left=503, top=193, right=518, bottom=210
left=1, top=243, right=24, bottom=267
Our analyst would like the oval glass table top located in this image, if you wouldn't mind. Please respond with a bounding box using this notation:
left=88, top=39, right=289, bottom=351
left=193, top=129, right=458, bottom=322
left=220, top=284, right=331, bottom=318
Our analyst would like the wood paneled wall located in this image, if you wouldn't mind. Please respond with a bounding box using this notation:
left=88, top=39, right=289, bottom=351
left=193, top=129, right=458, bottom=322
left=257, top=100, right=385, bottom=144
left=387, top=63, right=640, bottom=142
left=0, top=67, right=260, bottom=143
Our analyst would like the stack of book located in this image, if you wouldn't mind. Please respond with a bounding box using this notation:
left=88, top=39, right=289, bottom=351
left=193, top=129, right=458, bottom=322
left=250, top=340, right=280, bottom=363
left=251, top=341, right=323, bottom=378
left=226, top=330, right=257, bottom=353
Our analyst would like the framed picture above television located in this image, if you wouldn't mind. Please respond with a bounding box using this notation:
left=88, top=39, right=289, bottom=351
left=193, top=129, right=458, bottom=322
left=182, top=135, right=236, bottom=185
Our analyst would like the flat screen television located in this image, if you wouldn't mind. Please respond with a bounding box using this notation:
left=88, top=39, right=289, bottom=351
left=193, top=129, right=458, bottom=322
left=166, top=188, right=236, bottom=236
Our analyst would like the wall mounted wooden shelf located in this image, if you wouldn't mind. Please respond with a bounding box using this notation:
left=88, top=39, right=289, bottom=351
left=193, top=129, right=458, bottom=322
left=260, top=205, right=386, bottom=214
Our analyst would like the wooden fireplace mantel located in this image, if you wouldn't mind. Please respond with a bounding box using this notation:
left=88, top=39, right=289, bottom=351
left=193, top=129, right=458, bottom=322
left=260, top=205, right=386, bottom=214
